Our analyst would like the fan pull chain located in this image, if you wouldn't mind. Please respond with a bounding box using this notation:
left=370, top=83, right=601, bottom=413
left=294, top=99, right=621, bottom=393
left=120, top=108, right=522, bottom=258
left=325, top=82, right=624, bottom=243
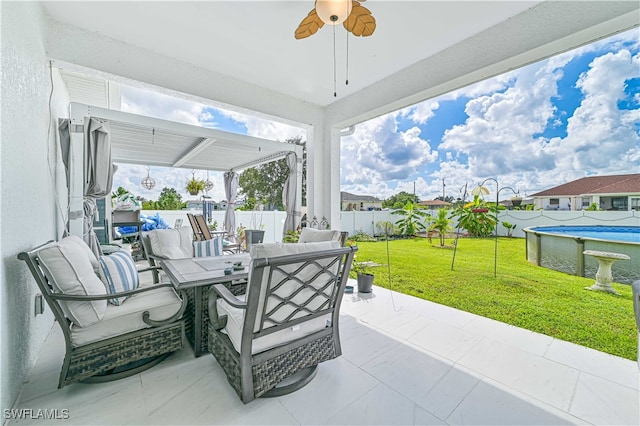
left=333, top=24, right=337, bottom=97
left=345, top=25, right=349, bottom=86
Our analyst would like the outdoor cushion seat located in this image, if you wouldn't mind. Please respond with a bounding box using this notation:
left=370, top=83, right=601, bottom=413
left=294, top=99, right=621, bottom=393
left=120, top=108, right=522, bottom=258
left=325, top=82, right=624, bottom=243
left=71, top=285, right=183, bottom=346
left=18, top=237, right=187, bottom=388
left=208, top=240, right=357, bottom=403
left=216, top=294, right=331, bottom=355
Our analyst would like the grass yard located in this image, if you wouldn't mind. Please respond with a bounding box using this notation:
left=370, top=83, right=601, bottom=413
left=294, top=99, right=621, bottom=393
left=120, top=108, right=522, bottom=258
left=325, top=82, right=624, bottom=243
left=352, top=237, right=637, bottom=361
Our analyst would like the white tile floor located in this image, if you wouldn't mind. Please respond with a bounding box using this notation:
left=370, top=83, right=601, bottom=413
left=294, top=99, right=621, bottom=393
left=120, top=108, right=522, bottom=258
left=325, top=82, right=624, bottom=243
left=9, top=281, right=640, bottom=425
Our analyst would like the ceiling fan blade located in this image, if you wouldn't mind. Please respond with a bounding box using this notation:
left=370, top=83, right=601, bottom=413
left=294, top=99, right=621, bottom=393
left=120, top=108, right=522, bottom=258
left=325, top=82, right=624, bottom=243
left=344, top=1, right=376, bottom=37
left=295, top=8, right=325, bottom=40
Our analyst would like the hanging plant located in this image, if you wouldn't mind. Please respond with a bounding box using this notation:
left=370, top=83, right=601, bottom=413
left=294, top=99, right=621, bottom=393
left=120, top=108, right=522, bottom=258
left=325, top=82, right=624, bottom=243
left=186, top=173, right=206, bottom=196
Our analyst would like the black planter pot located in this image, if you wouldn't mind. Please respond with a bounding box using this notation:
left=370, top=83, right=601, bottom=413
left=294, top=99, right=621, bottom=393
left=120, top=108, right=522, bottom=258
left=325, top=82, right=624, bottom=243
left=357, top=273, right=374, bottom=293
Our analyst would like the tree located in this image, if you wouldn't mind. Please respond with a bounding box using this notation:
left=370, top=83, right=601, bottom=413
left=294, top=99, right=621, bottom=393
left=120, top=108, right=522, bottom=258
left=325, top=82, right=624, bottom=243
left=391, top=201, right=430, bottom=236
left=428, top=208, right=453, bottom=246
left=111, top=186, right=130, bottom=199
left=450, top=195, right=500, bottom=237
left=238, top=137, right=306, bottom=210
left=382, top=191, right=420, bottom=209
left=156, top=187, right=185, bottom=210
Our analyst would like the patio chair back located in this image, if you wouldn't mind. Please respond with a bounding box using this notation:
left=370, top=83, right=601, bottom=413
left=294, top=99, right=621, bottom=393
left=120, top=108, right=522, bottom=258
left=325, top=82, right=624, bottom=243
left=208, top=241, right=357, bottom=402
left=193, top=214, right=213, bottom=240
left=187, top=213, right=203, bottom=241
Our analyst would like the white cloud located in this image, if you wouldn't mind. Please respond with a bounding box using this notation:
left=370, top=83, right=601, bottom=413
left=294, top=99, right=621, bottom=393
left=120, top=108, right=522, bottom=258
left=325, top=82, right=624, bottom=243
left=217, top=110, right=305, bottom=141
left=342, top=113, right=438, bottom=186
left=546, top=49, right=640, bottom=174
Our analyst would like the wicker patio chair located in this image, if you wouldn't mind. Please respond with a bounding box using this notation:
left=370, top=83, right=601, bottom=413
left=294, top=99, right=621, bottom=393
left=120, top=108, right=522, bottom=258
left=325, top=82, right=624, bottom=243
left=208, top=241, right=357, bottom=403
left=18, top=237, right=187, bottom=388
left=141, top=228, right=246, bottom=355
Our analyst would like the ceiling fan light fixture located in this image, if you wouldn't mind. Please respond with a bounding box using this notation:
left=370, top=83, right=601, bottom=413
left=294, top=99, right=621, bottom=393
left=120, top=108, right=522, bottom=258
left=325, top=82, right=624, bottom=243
left=315, top=0, right=352, bottom=25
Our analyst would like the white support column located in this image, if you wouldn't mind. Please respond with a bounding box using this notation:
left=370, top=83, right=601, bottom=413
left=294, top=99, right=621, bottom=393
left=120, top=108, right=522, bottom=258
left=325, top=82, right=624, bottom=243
left=68, top=105, right=87, bottom=237
left=328, top=126, right=341, bottom=230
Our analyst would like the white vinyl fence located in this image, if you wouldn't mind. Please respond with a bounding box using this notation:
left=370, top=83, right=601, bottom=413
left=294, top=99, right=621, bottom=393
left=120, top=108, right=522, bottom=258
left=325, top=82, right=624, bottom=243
left=339, top=210, right=640, bottom=239
left=143, top=209, right=640, bottom=243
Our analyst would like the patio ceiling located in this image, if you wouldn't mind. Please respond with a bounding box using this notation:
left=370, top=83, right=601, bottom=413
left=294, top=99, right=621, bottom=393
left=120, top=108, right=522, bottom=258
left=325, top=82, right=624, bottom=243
left=70, top=103, right=297, bottom=172
left=43, top=1, right=547, bottom=108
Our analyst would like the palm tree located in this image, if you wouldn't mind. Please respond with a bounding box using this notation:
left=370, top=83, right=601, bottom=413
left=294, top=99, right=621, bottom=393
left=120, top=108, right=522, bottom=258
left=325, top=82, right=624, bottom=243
left=392, top=201, right=430, bottom=237
left=428, top=208, right=453, bottom=246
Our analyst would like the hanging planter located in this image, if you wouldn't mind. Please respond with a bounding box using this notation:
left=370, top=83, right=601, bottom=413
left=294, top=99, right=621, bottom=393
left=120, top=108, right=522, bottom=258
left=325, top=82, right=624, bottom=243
left=471, top=208, right=489, bottom=213
left=186, top=172, right=206, bottom=196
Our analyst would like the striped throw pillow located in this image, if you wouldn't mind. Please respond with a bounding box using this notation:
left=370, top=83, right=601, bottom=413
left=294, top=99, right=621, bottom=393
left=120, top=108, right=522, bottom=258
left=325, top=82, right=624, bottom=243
left=99, top=251, right=140, bottom=306
left=193, top=238, right=223, bottom=257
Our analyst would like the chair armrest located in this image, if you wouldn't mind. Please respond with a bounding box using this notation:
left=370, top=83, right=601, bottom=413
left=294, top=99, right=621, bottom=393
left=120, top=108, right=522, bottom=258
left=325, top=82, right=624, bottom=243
left=50, top=283, right=177, bottom=301
left=211, top=284, right=246, bottom=309
left=137, top=265, right=162, bottom=274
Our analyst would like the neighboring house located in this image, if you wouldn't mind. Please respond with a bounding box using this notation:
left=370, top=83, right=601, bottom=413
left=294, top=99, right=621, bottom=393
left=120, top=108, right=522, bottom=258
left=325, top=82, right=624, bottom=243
left=530, top=174, right=640, bottom=211
left=417, top=200, right=451, bottom=209
left=341, top=191, right=383, bottom=211
left=185, top=199, right=228, bottom=211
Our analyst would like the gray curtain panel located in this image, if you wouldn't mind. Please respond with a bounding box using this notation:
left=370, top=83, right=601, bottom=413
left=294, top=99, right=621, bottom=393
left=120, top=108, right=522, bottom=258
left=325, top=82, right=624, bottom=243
left=224, top=171, right=239, bottom=242
left=282, top=152, right=301, bottom=235
left=83, top=118, right=115, bottom=258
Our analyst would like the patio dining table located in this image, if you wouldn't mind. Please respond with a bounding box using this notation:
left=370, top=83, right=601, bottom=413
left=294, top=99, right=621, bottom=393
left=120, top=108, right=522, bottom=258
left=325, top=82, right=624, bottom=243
left=161, top=253, right=250, bottom=356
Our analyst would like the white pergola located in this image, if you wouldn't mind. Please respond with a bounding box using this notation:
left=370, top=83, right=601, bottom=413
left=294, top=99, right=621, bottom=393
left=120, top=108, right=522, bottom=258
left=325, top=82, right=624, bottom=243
left=66, top=103, right=302, bottom=236
left=42, top=1, right=639, bottom=227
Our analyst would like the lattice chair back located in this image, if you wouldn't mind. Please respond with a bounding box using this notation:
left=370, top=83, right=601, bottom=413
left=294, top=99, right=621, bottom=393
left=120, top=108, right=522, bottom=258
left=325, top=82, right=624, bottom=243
left=208, top=241, right=357, bottom=402
left=247, top=241, right=343, bottom=345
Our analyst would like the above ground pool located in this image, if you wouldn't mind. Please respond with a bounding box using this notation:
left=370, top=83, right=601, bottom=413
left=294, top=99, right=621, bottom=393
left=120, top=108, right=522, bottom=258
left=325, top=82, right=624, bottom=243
left=523, top=225, right=640, bottom=284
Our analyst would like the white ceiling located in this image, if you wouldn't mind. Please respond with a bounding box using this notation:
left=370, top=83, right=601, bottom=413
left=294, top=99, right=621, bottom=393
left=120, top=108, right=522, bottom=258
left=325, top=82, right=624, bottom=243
left=42, top=1, right=543, bottom=108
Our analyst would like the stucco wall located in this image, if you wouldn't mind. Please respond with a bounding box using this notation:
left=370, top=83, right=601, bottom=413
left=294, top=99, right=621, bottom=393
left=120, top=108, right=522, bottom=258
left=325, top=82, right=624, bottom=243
left=1, top=1, right=70, bottom=414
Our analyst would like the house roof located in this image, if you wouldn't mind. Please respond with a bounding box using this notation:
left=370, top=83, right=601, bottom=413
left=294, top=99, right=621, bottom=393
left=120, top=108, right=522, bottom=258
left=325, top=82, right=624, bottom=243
left=418, top=200, right=451, bottom=207
left=340, top=191, right=382, bottom=202
left=531, top=174, right=640, bottom=197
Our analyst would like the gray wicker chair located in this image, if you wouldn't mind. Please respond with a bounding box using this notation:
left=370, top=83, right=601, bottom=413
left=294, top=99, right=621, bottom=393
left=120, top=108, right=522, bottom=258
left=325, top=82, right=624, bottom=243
left=208, top=242, right=357, bottom=403
left=18, top=239, right=187, bottom=388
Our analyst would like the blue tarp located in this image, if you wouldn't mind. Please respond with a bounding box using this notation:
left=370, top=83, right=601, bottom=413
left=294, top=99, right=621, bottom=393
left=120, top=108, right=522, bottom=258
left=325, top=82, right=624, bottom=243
left=117, top=213, right=170, bottom=235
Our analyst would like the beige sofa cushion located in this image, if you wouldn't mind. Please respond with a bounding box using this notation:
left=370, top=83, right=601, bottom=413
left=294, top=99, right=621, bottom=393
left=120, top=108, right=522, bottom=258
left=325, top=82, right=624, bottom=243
left=147, top=227, right=193, bottom=259
left=298, top=228, right=341, bottom=243
left=217, top=296, right=330, bottom=354
left=71, top=286, right=183, bottom=346
left=37, top=236, right=107, bottom=327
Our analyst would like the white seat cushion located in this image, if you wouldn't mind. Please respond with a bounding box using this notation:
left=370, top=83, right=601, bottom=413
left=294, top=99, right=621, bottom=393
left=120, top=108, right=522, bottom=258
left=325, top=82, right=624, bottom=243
left=148, top=228, right=193, bottom=259
left=298, top=228, right=341, bottom=243
left=70, top=286, right=183, bottom=346
left=37, top=236, right=107, bottom=327
left=217, top=296, right=330, bottom=354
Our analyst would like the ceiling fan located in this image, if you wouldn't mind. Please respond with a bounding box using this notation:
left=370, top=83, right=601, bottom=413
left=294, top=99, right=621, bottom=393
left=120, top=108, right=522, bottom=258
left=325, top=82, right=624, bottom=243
left=295, top=0, right=376, bottom=40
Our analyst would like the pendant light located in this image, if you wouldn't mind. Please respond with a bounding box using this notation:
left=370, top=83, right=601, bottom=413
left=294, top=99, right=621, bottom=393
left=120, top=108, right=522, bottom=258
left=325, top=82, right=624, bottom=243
left=141, top=166, right=156, bottom=190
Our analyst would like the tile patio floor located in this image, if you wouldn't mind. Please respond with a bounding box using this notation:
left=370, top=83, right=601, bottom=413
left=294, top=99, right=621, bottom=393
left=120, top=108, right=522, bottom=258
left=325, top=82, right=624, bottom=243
left=9, top=281, right=640, bottom=425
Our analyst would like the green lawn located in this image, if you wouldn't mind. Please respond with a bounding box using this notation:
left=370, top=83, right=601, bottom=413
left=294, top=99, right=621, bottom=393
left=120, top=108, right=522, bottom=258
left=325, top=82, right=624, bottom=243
left=352, top=237, right=637, bottom=361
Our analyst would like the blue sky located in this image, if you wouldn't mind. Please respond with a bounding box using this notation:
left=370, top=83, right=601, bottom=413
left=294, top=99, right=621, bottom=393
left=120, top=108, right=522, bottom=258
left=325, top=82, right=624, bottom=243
left=114, top=28, right=639, bottom=203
